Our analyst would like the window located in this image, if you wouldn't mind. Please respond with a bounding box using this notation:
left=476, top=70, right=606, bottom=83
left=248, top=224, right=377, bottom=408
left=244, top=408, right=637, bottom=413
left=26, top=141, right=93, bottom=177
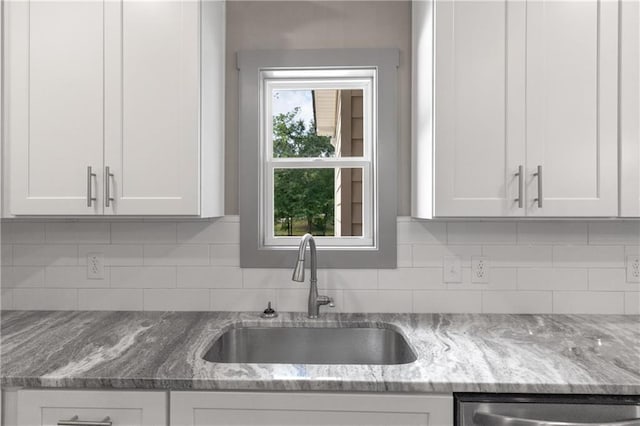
left=239, top=49, right=398, bottom=268
left=264, top=69, right=374, bottom=247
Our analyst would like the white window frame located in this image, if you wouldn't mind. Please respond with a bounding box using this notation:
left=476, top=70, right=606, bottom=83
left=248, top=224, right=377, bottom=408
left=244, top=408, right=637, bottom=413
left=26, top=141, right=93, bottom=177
left=261, top=69, right=377, bottom=248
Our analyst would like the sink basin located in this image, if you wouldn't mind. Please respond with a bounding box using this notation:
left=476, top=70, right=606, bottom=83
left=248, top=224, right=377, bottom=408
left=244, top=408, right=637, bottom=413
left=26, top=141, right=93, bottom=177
left=203, top=325, right=417, bottom=365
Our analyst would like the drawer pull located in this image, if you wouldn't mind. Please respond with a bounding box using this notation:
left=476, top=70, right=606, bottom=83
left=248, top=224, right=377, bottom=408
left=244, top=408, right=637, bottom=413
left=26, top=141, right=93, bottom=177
left=58, top=415, right=112, bottom=426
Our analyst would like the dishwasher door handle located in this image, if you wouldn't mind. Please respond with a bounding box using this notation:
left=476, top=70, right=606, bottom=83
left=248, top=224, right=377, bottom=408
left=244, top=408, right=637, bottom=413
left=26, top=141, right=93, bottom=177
left=473, top=411, right=640, bottom=426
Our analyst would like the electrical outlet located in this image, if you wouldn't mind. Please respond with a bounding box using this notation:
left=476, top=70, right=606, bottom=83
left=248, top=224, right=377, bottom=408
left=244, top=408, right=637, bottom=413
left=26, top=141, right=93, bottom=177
left=87, top=253, right=104, bottom=279
left=471, top=256, right=490, bottom=283
left=443, top=256, right=462, bottom=283
left=627, top=255, right=640, bottom=283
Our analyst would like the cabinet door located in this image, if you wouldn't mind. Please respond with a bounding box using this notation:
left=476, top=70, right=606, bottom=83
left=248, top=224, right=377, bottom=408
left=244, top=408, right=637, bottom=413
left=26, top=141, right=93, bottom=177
left=433, top=0, right=526, bottom=217
left=171, top=391, right=453, bottom=426
left=104, top=1, right=200, bottom=215
left=620, top=0, right=640, bottom=217
left=15, top=390, right=166, bottom=426
left=5, top=1, right=104, bottom=215
left=526, top=0, right=619, bottom=217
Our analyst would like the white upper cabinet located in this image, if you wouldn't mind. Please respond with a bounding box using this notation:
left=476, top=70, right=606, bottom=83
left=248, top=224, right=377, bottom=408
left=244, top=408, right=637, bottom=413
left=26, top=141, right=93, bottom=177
left=525, top=0, right=619, bottom=217
left=431, top=0, right=525, bottom=217
left=414, top=0, right=624, bottom=218
left=3, top=0, right=225, bottom=217
left=5, top=1, right=105, bottom=215
left=620, top=0, right=640, bottom=217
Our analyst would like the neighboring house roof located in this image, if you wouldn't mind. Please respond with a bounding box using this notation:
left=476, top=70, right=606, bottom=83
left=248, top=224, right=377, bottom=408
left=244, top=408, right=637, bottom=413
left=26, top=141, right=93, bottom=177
left=312, top=89, right=339, bottom=137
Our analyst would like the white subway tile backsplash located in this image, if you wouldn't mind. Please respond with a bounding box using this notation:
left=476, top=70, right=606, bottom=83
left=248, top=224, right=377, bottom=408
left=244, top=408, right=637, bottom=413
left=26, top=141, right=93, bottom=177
left=1, top=217, right=635, bottom=314
left=177, top=220, right=240, bottom=244
left=2, top=289, right=13, bottom=310
left=482, top=291, right=553, bottom=314
left=448, top=222, right=516, bottom=245
left=243, top=268, right=297, bottom=289
left=110, top=266, right=176, bottom=289
left=342, top=290, right=412, bottom=313
left=412, top=245, right=482, bottom=267
left=397, top=220, right=446, bottom=244
left=13, top=244, right=78, bottom=266
left=378, top=268, right=445, bottom=290
left=177, top=266, right=242, bottom=288
left=210, top=289, right=277, bottom=312
left=112, top=222, right=177, bottom=244
left=447, top=268, right=517, bottom=291
left=1, top=245, right=12, bottom=266
left=517, top=222, right=587, bottom=245
left=209, top=244, right=240, bottom=266
left=45, top=266, right=108, bottom=288
left=1, top=266, right=44, bottom=288
left=79, top=245, right=143, bottom=266
left=2, top=222, right=45, bottom=243
left=143, top=289, right=210, bottom=311
left=45, top=222, right=110, bottom=244
left=588, top=222, right=640, bottom=245
left=143, top=245, right=209, bottom=266
left=517, top=268, right=588, bottom=291
left=79, top=289, right=143, bottom=310
left=319, top=269, right=378, bottom=290
left=625, top=292, right=640, bottom=314
left=553, top=291, right=625, bottom=314
left=553, top=246, right=625, bottom=268
left=483, top=245, right=552, bottom=267
left=413, top=290, right=482, bottom=313
left=588, top=268, right=640, bottom=291
left=397, top=244, right=412, bottom=267
left=13, top=288, right=78, bottom=310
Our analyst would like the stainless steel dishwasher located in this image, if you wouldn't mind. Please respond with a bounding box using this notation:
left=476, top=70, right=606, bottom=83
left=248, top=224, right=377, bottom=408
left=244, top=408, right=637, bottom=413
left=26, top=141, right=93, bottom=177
left=455, top=394, right=640, bottom=426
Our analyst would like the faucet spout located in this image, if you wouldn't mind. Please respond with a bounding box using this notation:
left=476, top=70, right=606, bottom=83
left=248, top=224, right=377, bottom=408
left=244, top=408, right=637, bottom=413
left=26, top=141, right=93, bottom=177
left=291, top=233, right=333, bottom=318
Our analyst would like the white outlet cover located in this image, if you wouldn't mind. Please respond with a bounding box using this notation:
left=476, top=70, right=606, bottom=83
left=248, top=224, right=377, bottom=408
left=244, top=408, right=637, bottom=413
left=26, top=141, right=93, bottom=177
left=443, top=256, right=462, bottom=283
left=471, top=256, right=490, bottom=283
left=87, top=252, right=105, bottom=280
left=627, top=255, right=640, bottom=283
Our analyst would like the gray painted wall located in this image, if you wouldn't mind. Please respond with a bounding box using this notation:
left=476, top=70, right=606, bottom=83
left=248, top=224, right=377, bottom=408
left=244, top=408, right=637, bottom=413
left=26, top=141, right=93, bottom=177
left=225, top=1, right=412, bottom=215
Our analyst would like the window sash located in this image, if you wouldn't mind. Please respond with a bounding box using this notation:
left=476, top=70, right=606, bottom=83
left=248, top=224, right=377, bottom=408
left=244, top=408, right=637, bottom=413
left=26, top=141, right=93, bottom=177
left=260, top=69, right=377, bottom=248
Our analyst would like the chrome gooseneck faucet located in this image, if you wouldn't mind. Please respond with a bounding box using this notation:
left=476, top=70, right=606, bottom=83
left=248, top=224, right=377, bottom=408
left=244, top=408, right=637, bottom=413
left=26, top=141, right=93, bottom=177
left=292, top=233, right=334, bottom=318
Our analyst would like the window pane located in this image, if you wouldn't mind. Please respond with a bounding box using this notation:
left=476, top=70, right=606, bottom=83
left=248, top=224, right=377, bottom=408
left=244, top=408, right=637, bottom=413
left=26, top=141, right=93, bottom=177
left=272, top=89, right=364, bottom=158
left=273, top=168, right=363, bottom=237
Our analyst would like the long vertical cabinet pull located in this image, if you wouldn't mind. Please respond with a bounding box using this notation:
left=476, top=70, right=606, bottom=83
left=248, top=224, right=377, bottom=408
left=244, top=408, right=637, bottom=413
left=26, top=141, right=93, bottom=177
left=514, top=165, right=524, bottom=208
left=533, top=165, right=543, bottom=208
left=105, top=166, right=115, bottom=207
left=86, top=166, right=97, bottom=207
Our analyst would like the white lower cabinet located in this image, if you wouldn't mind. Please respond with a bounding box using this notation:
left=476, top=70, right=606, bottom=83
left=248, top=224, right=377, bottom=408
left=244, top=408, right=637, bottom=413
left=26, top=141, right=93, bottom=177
left=170, top=391, right=453, bottom=426
left=3, top=390, right=167, bottom=426
left=3, top=390, right=454, bottom=426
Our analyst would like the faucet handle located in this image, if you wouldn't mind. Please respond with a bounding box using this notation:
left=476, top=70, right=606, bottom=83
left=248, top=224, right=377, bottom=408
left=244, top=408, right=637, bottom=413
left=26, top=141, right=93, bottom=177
left=328, top=297, right=335, bottom=308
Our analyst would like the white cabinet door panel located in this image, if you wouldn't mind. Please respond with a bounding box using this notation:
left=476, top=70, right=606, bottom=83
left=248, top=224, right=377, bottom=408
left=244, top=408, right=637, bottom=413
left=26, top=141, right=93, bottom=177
left=104, top=1, right=200, bottom=215
left=526, top=0, right=619, bottom=216
left=434, top=0, right=526, bottom=217
left=5, top=1, right=104, bottom=215
left=15, top=390, right=167, bottom=426
left=171, top=391, right=453, bottom=426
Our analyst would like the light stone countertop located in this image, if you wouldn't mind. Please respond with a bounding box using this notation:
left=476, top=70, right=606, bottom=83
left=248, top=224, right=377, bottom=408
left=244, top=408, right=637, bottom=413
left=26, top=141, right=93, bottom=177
left=1, top=311, right=639, bottom=394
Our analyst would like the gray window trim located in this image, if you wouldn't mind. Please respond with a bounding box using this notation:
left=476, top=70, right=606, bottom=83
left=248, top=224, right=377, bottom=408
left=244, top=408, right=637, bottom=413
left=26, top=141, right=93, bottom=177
left=238, top=48, right=398, bottom=268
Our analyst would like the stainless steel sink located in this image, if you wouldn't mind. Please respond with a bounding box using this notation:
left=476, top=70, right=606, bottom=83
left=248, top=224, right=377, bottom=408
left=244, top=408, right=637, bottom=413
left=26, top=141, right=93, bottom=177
left=202, top=326, right=417, bottom=365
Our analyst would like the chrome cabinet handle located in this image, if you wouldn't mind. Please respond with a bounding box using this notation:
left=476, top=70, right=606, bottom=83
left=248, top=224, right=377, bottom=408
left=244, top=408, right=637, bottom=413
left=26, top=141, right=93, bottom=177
left=58, top=415, right=112, bottom=426
left=105, top=166, right=114, bottom=207
left=86, top=166, right=97, bottom=207
left=514, top=165, right=524, bottom=208
left=533, top=165, right=543, bottom=208
left=473, top=411, right=640, bottom=426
